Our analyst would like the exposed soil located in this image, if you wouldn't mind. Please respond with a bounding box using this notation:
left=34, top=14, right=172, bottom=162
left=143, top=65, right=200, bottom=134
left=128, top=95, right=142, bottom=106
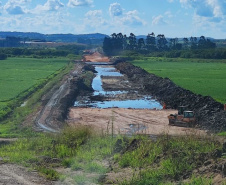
left=115, top=61, right=226, bottom=132
left=0, top=164, right=52, bottom=185
left=83, top=52, right=110, bottom=62
left=68, top=108, right=205, bottom=136
left=35, top=62, right=93, bottom=132
left=2, top=54, right=226, bottom=184
left=69, top=59, right=207, bottom=136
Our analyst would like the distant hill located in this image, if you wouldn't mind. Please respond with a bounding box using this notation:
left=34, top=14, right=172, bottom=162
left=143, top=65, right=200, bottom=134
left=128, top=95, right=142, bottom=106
left=0, top=31, right=108, bottom=44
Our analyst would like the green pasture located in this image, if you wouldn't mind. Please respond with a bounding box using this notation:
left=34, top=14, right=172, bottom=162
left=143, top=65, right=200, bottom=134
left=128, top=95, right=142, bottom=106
left=131, top=57, right=226, bottom=103
left=0, top=57, right=68, bottom=109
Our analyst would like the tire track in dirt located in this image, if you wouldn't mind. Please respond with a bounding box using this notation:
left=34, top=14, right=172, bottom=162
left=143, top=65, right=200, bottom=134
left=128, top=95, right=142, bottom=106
left=35, top=63, right=85, bottom=132
left=112, top=109, right=160, bottom=125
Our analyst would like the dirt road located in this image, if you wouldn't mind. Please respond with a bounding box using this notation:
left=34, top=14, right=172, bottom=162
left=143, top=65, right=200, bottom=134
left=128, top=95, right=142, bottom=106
left=83, top=52, right=110, bottom=62
left=68, top=108, right=206, bottom=136
left=0, top=164, right=52, bottom=185
left=35, top=62, right=85, bottom=132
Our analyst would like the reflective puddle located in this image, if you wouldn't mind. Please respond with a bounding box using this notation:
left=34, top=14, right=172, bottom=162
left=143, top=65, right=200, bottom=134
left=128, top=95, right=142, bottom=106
left=75, top=65, right=162, bottom=110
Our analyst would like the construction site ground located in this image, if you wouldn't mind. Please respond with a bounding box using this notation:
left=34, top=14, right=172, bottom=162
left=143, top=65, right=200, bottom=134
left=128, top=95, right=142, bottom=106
left=68, top=52, right=206, bottom=136
left=0, top=52, right=213, bottom=184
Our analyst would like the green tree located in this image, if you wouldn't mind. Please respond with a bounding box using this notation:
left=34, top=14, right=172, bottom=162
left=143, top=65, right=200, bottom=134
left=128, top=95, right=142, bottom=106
left=146, top=32, right=156, bottom=51
left=190, top=36, right=198, bottom=50
left=103, top=37, right=112, bottom=56
left=137, top=38, right=145, bottom=50
left=183, top=37, right=189, bottom=49
left=157, top=34, right=168, bottom=51
left=128, top=33, right=137, bottom=50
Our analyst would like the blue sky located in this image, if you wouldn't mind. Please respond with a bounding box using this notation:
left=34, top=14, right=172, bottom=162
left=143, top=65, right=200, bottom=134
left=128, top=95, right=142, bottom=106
left=0, top=0, right=226, bottom=38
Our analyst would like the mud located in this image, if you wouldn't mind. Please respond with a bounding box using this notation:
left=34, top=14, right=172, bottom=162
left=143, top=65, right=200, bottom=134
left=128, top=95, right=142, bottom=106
left=115, top=61, right=226, bottom=132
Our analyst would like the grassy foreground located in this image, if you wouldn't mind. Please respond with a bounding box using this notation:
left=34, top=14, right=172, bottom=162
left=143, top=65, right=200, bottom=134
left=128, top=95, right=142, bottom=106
left=131, top=57, right=226, bottom=103
left=0, top=126, right=224, bottom=184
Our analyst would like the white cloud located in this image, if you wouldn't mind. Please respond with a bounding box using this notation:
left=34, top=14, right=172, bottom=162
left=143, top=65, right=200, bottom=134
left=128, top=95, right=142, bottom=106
left=4, top=0, right=28, bottom=14
left=180, top=0, right=226, bottom=18
left=85, top=10, right=102, bottom=17
left=67, top=0, right=93, bottom=7
left=108, top=3, right=145, bottom=27
left=167, top=0, right=174, bottom=3
left=189, top=6, right=226, bottom=38
left=165, top=11, right=173, bottom=18
left=179, top=0, right=226, bottom=36
left=84, top=10, right=107, bottom=28
left=152, top=15, right=166, bottom=25
left=122, top=10, right=146, bottom=26
left=34, top=0, right=64, bottom=12
left=109, top=3, right=123, bottom=17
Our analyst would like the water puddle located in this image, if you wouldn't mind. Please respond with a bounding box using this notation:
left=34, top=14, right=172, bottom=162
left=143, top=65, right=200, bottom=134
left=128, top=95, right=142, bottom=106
left=92, top=66, right=125, bottom=96
left=86, top=98, right=162, bottom=109
left=75, top=65, right=162, bottom=110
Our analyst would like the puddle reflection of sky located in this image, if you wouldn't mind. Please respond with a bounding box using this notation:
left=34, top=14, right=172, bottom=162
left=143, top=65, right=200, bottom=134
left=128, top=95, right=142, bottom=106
left=75, top=65, right=163, bottom=110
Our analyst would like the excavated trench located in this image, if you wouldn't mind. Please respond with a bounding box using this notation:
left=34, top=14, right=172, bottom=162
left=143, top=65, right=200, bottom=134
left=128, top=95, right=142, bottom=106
left=68, top=61, right=205, bottom=136
left=74, top=65, right=162, bottom=109
left=37, top=57, right=225, bottom=134
left=115, top=60, right=226, bottom=132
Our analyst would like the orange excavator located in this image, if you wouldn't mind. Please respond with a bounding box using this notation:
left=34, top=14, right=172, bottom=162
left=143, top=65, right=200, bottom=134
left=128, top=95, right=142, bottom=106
left=168, top=106, right=196, bottom=127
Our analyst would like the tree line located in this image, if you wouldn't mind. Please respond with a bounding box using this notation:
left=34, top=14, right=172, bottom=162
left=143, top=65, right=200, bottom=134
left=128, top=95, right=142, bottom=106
left=103, top=33, right=217, bottom=57
left=0, top=44, right=87, bottom=59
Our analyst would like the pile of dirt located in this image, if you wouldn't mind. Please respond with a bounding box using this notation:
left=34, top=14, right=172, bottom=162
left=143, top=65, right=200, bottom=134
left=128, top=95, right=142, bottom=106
left=115, top=61, right=226, bottom=132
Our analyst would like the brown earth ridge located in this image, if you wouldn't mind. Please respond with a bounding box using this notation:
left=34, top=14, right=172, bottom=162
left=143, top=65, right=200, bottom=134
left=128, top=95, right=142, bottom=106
left=114, top=60, right=226, bottom=132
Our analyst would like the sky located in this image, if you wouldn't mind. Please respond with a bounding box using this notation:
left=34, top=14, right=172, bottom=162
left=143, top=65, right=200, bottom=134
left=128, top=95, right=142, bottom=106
left=0, top=0, right=226, bottom=39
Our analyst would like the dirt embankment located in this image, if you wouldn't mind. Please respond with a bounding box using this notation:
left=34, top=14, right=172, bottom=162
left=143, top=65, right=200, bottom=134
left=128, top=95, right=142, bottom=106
left=36, top=62, right=95, bottom=132
left=115, top=61, right=226, bottom=132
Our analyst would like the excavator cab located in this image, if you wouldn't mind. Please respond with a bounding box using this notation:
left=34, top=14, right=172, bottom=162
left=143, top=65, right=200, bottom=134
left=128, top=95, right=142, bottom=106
left=178, top=106, right=188, bottom=115
left=168, top=106, right=195, bottom=127
left=183, top=111, right=194, bottom=118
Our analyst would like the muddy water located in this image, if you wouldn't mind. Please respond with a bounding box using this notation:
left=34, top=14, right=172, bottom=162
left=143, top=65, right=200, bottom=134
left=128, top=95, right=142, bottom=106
left=74, top=65, right=162, bottom=109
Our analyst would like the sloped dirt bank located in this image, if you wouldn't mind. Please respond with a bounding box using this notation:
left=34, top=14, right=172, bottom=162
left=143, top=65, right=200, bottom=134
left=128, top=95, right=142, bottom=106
left=35, top=62, right=94, bottom=132
left=115, top=61, right=226, bottom=132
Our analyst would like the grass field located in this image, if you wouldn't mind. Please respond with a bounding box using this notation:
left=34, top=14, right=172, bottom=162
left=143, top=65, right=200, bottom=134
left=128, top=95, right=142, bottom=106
left=131, top=57, right=226, bottom=103
left=0, top=57, right=69, bottom=110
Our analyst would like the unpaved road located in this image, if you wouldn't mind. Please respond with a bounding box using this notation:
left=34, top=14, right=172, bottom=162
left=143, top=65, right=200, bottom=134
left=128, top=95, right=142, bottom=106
left=0, top=164, right=52, bottom=185
left=68, top=108, right=206, bottom=136
left=83, top=52, right=110, bottom=62
left=35, top=62, right=85, bottom=132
